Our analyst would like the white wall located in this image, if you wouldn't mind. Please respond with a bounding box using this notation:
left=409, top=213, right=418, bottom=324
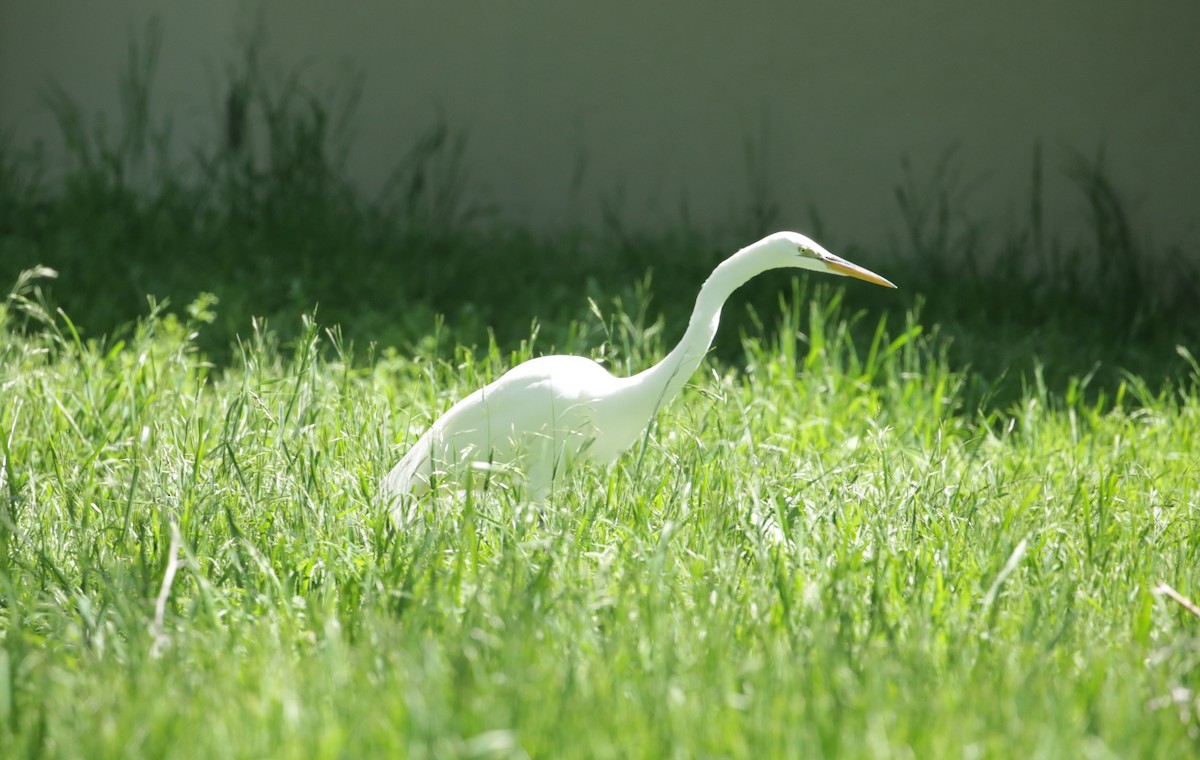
left=3, top=1, right=1198, bottom=252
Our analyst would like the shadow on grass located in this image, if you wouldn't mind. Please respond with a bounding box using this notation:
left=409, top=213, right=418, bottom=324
left=1, top=24, right=1196, bottom=414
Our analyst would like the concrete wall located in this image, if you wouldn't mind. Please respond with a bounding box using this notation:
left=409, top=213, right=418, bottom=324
left=3, top=1, right=1198, bottom=252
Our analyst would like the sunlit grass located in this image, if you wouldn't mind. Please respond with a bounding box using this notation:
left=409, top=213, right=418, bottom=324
left=2, top=272, right=1197, bottom=758
left=1, top=33, right=1198, bottom=756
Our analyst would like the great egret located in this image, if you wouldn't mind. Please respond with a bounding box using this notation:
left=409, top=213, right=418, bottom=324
left=382, top=231, right=895, bottom=521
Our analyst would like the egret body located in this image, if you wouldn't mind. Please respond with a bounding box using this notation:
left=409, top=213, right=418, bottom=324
left=382, top=231, right=894, bottom=520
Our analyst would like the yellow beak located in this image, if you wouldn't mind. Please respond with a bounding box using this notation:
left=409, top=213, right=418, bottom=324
left=824, top=255, right=897, bottom=289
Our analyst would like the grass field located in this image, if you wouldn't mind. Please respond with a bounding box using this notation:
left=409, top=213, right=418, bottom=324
left=3, top=50, right=1200, bottom=756
left=2, top=264, right=1198, bottom=758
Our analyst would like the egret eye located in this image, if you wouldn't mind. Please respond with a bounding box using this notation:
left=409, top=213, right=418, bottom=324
left=797, top=246, right=819, bottom=259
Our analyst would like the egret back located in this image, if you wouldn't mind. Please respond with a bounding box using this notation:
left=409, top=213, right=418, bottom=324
left=382, top=354, right=627, bottom=517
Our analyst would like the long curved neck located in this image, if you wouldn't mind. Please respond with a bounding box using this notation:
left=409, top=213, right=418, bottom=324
left=623, top=249, right=766, bottom=415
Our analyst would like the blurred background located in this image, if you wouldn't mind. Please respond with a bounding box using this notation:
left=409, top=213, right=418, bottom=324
left=1, top=1, right=1198, bottom=394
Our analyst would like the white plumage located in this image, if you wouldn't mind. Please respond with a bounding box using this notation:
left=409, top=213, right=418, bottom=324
left=382, top=231, right=895, bottom=522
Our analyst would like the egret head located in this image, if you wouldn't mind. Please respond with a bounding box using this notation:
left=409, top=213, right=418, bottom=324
left=753, top=231, right=896, bottom=288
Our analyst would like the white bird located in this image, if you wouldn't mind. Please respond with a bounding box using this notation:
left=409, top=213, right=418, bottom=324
left=382, top=231, right=895, bottom=522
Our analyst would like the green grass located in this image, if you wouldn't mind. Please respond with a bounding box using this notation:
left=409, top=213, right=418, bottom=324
left=2, top=270, right=1198, bottom=758
left=2, top=34, right=1199, bottom=756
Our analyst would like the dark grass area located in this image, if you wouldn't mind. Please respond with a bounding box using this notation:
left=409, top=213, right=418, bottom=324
left=2, top=32, right=1197, bottom=410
